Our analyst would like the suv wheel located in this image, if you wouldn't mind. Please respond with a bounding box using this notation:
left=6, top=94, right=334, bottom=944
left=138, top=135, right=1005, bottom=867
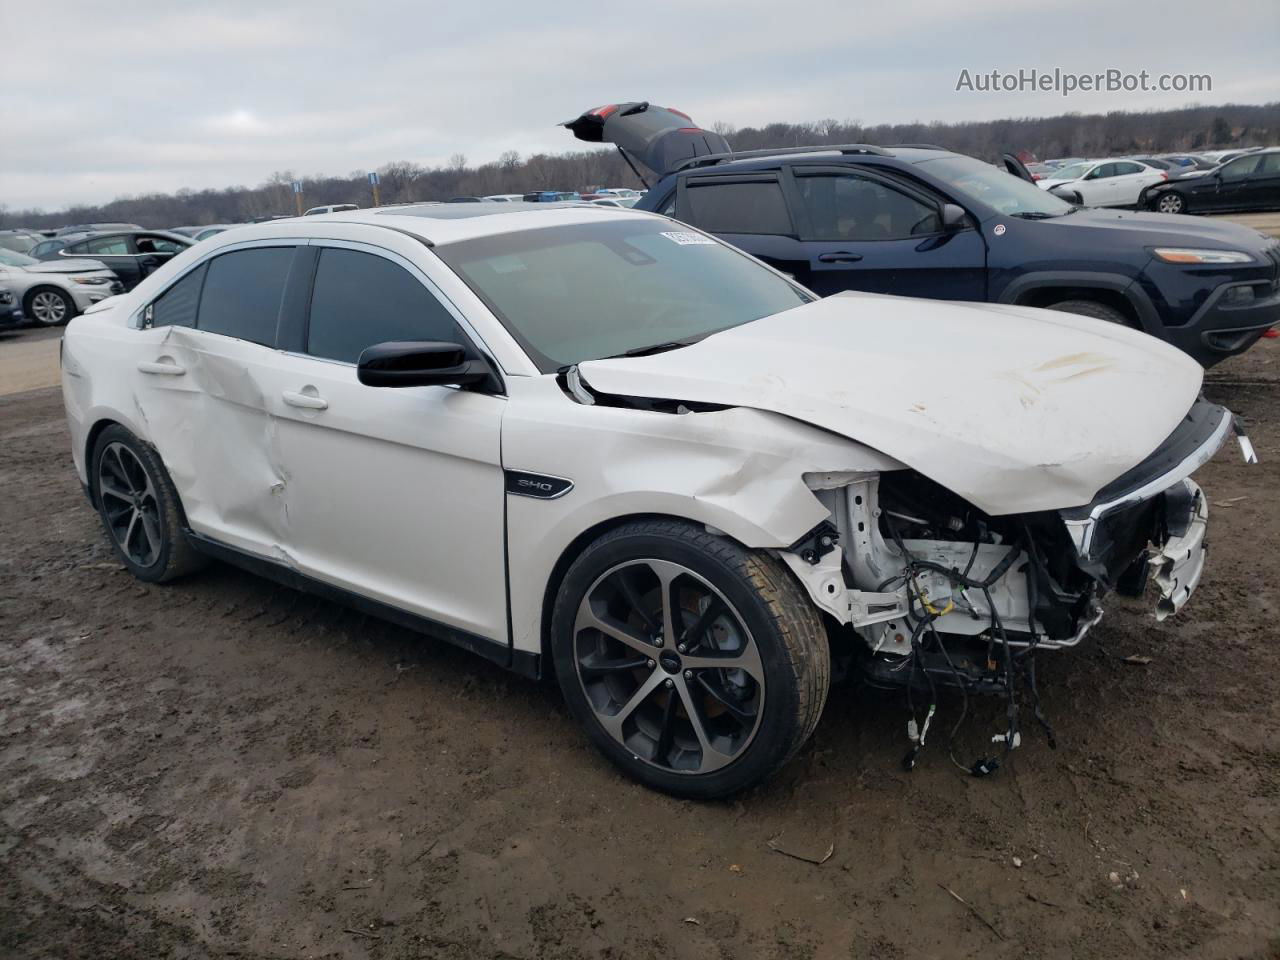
left=1045, top=299, right=1131, bottom=327
left=91, top=425, right=206, bottom=583
left=1155, top=193, right=1186, bottom=215
left=551, top=519, right=830, bottom=799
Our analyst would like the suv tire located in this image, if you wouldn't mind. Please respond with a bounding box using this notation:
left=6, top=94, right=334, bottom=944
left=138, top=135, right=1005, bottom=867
left=1045, top=299, right=1131, bottom=327
left=551, top=519, right=830, bottom=799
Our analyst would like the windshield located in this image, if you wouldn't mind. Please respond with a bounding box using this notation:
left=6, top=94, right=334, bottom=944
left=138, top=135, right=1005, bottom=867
left=0, top=249, right=39, bottom=267
left=435, top=218, right=812, bottom=372
left=919, top=155, right=1073, bottom=217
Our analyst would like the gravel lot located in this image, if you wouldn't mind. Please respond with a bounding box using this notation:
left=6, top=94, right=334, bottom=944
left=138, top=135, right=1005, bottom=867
left=1, top=325, right=1278, bottom=960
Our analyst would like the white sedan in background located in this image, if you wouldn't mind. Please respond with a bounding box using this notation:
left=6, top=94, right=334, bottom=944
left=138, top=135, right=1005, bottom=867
left=1038, top=159, right=1167, bottom=207
left=0, top=248, right=121, bottom=326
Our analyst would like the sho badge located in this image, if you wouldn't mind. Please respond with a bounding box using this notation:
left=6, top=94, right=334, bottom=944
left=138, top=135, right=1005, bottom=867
left=504, top=470, right=574, bottom=500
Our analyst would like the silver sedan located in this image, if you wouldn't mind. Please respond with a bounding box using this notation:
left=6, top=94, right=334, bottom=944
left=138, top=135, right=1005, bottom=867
left=0, top=248, right=122, bottom=326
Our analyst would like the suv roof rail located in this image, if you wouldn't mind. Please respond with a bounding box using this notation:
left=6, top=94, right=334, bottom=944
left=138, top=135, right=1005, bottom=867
left=670, top=143, right=890, bottom=173
left=883, top=143, right=950, bottom=151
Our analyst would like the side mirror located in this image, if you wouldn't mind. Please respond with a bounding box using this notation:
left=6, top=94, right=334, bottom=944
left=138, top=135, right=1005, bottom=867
left=1049, top=186, right=1084, bottom=205
left=357, top=341, right=499, bottom=391
left=941, top=203, right=968, bottom=230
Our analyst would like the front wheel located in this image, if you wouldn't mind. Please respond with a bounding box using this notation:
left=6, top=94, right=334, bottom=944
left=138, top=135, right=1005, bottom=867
left=25, top=287, right=77, bottom=327
left=1155, top=192, right=1186, bottom=215
left=551, top=519, right=830, bottom=799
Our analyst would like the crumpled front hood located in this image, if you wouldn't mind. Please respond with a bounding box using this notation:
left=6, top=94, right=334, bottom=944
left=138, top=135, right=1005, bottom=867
left=23, top=258, right=111, bottom=275
left=578, top=293, right=1204, bottom=515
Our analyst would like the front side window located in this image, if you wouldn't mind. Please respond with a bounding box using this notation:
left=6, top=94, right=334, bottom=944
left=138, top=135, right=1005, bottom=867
left=920, top=155, right=1073, bottom=217
left=138, top=235, right=186, bottom=254
left=683, top=179, right=793, bottom=235
left=306, top=248, right=463, bottom=363
left=197, top=247, right=294, bottom=346
left=1260, top=153, right=1280, bottom=175
left=150, top=264, right=206, bottom=328
left=795, top=173, right=941, bottom=240
left=1048, top=162, right=1092, bottom=181
left=435, top=218, right=812, bottom=372
left=1086, top=163, right=1116, bottom=180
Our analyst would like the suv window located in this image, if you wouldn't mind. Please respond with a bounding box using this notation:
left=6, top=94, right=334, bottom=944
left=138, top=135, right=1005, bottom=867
left=306, top=247, right=462, bottom=364
left=684, top=179, right=792, bottom=234
left=795, top=173, right=941, bottom=241
left=150, top=264, right=206, bottom=328
left=1221, top=155, right=1262, bottom=180
left=197, top=247, right=294, bottom=346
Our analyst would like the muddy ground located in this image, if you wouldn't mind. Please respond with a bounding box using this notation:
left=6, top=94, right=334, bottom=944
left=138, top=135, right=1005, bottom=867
left=2, top=330, right=1278, bottom=960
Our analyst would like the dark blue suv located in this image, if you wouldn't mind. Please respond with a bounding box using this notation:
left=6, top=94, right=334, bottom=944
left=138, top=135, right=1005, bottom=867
left=565, top=103, right=1280, bottom=367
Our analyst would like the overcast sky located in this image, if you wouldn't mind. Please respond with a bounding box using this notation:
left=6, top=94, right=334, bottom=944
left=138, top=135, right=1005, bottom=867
left=3, top=0, right=1277, bottom=211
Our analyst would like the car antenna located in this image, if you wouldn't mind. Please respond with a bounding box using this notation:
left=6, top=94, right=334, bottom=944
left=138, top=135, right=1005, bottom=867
left=616, top=146, right=650, bottom=189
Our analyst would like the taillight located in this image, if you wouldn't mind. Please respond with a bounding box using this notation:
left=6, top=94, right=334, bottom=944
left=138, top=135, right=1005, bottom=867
left=1160, top=172, right=1169, bottom=180
left=668, top=107, right=691, bottom=120
left=592, top=104, right=618, bottom=119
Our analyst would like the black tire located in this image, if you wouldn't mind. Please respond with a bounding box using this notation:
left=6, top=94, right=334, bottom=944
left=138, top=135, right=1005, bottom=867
left=24, top=286, right=77, bottom=327
left=1045, top=299, right=1131, bottom=327
left=551, top=519, right=830, bottom=799
left=1154, top=192, right=1186, bottom=215
left=91, top=424, right=206, bottom=583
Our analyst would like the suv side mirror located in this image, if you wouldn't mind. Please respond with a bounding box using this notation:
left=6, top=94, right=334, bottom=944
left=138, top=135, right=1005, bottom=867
left=357, top=341, right=499, bottom=391
left=941, top=204, right=968, bottom=230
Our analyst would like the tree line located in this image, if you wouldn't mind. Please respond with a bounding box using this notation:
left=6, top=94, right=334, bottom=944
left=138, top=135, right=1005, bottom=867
left=4, top=101, right=1276, bottom=230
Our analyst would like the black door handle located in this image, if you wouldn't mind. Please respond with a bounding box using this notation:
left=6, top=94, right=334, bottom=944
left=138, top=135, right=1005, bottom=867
left=817, top=252, right=863, bottom=263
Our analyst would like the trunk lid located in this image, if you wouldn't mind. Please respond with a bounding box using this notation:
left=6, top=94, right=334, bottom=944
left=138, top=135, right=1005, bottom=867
left=563, top=102, right=730, bottom=178
left=578, top=293, right=1204, bottom=516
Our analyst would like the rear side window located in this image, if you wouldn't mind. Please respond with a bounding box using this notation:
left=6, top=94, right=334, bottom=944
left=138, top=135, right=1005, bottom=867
left=197, top=247, right=294, bottom=346
left=84, top=236, right=130, bottom=255
left=795, top=174, right=941, bottom=241
left=683, top=180, right=792, bottom=235
left=150, top=264, right=206, bottom=328
left=306, top=247, right=462, bottom=364
left=1112, top=162, right=1144, bottom=176
left=1261, top=153, right=1280, bottom=175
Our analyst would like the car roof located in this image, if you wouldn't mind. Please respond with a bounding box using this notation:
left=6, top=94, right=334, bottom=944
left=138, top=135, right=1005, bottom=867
left=666, top=145, right=964, bottom=176
left=205, top=202, right=654, bottom=248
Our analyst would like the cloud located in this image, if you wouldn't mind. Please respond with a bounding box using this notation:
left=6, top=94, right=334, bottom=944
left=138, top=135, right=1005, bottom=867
left=2, top=0, right=1276, bottom=210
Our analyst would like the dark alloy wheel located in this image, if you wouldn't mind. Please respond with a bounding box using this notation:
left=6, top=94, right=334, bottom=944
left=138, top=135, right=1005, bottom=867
left=572, top=558, right=766, bottom=775
left=90, top=425, right=206, bottom=583
left=98, top=440, right=163, bottom=568
left=552, top=519, right=830, bottom=799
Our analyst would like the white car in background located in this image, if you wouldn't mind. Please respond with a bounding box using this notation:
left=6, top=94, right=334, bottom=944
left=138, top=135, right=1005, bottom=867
left=60, top=204, right=1244, bottom=797
left=0, top=248, right=121, bottom=326
left=1038, top=159, right=1167, bottom=207
left=303, top=204, right=359, bottom=216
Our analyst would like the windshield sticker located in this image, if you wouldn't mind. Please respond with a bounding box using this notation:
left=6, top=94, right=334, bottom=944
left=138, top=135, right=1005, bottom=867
left=661, top=231, right=716, bottom=246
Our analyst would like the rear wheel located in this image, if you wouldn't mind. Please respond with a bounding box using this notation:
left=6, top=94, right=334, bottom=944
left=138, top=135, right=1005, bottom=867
left=25, top=287, right=76, bottom=327
left=91, top=425, right=206, bottom=583
left=1045, top=299, right=1131, bottom=327
left=551, top=519, right=830, bottom=799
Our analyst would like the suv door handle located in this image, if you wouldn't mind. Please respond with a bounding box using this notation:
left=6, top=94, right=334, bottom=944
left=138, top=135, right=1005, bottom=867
left=137, top=359, right=185, bottom=375
left=282, top=389, right=328, bottom=410
left=817, top=252, right=863, bottom=263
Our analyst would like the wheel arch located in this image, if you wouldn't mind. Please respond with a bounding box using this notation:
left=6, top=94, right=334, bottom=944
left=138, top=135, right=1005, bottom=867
left=998, top=271, right=1161, bottom=334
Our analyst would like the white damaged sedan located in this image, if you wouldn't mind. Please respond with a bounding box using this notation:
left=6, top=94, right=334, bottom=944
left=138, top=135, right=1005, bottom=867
left=61, top=203, right=1250, bottom=797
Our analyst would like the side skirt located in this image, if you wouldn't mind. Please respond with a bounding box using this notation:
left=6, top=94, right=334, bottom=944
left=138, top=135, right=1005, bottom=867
left=184, top=530, right=541, bottom=680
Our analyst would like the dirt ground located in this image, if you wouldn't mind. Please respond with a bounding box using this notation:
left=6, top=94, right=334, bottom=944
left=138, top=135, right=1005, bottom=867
left=2, top=327, right=1278, bottom=960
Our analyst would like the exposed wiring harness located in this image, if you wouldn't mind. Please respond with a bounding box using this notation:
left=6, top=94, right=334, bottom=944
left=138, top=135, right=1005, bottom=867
left=880, top=516, right=1059, bottom=777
